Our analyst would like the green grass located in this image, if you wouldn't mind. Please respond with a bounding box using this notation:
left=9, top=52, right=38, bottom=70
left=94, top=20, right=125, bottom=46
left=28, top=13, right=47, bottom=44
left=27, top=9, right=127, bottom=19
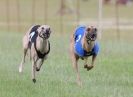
left=0, top=31, right=133, bottom=97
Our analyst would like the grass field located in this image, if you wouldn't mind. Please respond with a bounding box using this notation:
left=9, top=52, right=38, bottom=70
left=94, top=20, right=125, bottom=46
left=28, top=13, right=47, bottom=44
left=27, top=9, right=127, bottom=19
left=0, top=30, right=133, bottom=97
left=0, top=0, right=133, bottom=97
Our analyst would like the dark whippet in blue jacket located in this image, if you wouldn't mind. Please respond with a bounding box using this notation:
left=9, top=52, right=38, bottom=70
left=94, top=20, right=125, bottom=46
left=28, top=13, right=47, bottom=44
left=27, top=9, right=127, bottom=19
left=70, top=26, right=100, bottom=86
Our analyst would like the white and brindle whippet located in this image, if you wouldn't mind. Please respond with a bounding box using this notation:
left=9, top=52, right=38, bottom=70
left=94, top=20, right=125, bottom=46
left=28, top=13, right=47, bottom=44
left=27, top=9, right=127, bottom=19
left=70, top=25, right=100, bottom=86
left=19, top=25, right=51, bottom=83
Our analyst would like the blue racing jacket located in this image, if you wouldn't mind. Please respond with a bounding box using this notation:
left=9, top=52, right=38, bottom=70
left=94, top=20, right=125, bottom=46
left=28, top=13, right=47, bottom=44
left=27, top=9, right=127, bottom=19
left=74, top=26, right=100, bottom=57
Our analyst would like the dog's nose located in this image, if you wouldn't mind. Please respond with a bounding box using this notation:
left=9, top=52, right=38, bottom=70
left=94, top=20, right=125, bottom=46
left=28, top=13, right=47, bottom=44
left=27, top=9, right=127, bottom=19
left=46, top=30, right=49, bottom=34
left=46, top=29, right=50, bottom=33
left=46, top=30, right=50, bottom=36
left=91, top=34, right=96, bottom=38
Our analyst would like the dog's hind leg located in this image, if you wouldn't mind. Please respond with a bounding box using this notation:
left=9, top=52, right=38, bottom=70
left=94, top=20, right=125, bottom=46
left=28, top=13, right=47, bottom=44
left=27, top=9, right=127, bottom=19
left=75, top=58, right=82, bottom=86
left=70, top=35, right=82, bottom=86
left=72, top=56, right=82, bottom=86
left=19, top=48, right=27, bottom=73
left=19, top=35, right=29, bottom=73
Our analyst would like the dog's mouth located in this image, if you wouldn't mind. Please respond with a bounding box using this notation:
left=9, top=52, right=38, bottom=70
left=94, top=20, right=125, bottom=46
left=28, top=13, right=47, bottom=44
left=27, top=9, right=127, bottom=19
left=39, top=31, right=50, bottom=39
left=86, top=33, right=97, bottom=44
left=43, top=32, right=50, bottom=39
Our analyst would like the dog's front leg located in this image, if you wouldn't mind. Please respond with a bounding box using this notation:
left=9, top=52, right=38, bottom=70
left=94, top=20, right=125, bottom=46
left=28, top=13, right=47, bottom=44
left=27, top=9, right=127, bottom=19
left=84, top=58, right=88, bottom=69
left=92, top=55, right=96, bottom=66
left=32, top=59, right=36, bottom=83
left=36, top=59, right=44, bottom=71
left=87, top=55, right=97, bottom=71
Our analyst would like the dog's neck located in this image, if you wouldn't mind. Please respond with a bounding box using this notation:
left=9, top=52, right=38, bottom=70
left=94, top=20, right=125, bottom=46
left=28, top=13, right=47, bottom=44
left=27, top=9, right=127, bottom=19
left=36, top=36, right=49, bottom=53
left=81, top=34, right=95, bottom=52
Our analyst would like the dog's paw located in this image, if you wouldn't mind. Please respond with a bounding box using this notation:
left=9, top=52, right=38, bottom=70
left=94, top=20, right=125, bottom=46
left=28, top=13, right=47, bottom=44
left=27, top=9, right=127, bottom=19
left=36, top=67, right=40, bottom=71
left=32, top=79, right=36, bottom=83
left=84, top=64, right=88, bottom=69
left=19, top=66, right=22, bottom=73
left=84, top=65, right=93, bottom=71
left=86, top=65, right=94, bottom=71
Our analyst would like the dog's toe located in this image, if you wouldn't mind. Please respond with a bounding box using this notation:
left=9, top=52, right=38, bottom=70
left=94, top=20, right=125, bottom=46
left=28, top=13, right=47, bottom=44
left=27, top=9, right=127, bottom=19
left=84, top=64, right=88, bottom=69
left=36, top=67, right=40, bottom=71
left=19, top=66, right=22, bottom=73
left=87, top=65, right=94, bottom=71
left=84, top=65, right=94, bottom=71
left=32, top=79, right=36, bottom=83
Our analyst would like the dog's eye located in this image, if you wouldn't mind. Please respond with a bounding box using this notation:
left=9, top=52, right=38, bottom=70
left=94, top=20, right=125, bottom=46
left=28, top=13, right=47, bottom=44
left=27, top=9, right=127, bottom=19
left=42, top=27, right=44, bottom=30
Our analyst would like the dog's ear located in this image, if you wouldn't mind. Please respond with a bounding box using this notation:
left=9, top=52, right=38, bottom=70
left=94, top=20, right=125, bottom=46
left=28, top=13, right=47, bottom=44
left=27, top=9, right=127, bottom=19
left=86, top=27, right=91, bottom=32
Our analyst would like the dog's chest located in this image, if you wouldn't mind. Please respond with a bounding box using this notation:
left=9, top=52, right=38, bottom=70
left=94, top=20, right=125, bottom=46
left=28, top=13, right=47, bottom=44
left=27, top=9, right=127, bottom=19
left=36, top=39, right=48, bottom=52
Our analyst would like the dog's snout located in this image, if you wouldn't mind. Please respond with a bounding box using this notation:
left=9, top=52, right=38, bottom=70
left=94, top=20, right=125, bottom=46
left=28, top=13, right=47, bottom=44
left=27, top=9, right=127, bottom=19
left=91, top=33, right=96, bottom=38
left=42, top=32, right=45, bottom=36
left=46, top=28, right=50, bottom=34
left=46, top=30, right=49, bottom=34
